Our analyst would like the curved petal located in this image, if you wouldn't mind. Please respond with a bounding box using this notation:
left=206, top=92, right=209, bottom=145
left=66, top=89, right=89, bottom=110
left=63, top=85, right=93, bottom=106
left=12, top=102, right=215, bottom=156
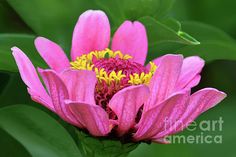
left=61, top=69, right=97, bottom=104
left=144, top=54, right=183, bottom=112
left=71, top=10, right=110, bottom=60
left=35, top=37, right=70, bottom=72
left=184, top=75, right=201, bottom=89
left=133, top=90, right=189, bottom=141
left=66, top=101, right=110, bottom=136
left=39, top=70, right=83, bottom=127
left=145, top=56, right=162, bottom=71
left=109, top=85, right=150, bottom=136
left=11, top=47, right=53, bottom=111
left=175, top=56, right=205, bottom=90
left=27, top=88, right=52, bottom=110
left=153, top=88, right=226, bottom=138
left=152, top=137, right=170, bottom=144
left=111, top=21, right=148, bottom=65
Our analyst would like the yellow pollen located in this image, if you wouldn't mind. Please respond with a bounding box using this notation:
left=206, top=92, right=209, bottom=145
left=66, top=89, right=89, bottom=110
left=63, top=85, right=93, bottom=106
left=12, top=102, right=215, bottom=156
left=128, top=62, right=157, bottom=85
left=70, top=48, right=157, bottom=85
left=94, top=68, right=126, bottom=85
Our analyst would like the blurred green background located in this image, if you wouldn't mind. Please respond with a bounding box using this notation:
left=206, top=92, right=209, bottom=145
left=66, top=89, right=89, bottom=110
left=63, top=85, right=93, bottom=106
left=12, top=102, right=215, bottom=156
left=0, top=0, right=236, bottom=157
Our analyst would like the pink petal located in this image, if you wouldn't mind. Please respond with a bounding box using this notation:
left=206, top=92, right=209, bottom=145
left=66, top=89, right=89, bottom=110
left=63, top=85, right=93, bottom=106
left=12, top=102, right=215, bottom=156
left=109, top=85, right=150, bottom=136
left=39, top=70, right=83, bottom=127
left=34, top=37, right=70, bottom=72
left=144, top=54, right=183, bottom=112
left=152, top=137, right=170, bottom=144
left=11, top=47, right=53, bottom=111
left=66, top=101, right=110, bottom=136
left=154, top=88, right=226, bottom=138
left=188, top=88, right=226, bottom=122
left=134, top=90, right=189, bottom=141
left=71, top=10, right=110, bottom=60
left=184, top=75, right=201, bottom=89
left=61, top=69, right=97, bottom=104
left=175, top=56, right=205, bottom=90
left=27, top=88, right=52, bottom=110
left=145, top=56, right=162, bottom=70
left=111, top=21, right=148, bottom=65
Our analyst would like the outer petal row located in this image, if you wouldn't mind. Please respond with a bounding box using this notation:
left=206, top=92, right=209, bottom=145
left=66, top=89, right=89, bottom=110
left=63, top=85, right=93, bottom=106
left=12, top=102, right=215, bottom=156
left=134, top=90, right=190, bottom=140
left=39, top=70, right=82, bottom=126
left=146, top=55, right=205, bottom=111
left=152, top=88, right=226, bottom=141
left=175, top=56, right=205, bottom=90
left=134, top=88, right=226, bottom=141
left=66, top=101, right=110, bottom=136
left=12, top=48, right=110, bottom=136
left=12, top=47, right=53, bottom=111
left=61, top=70, right=97, bottom=104
left=135, top=54, right=226, bottom=141
left=35, top=37, right=70, bottom=73
left=144, top=54, right=183, bottom=112
left=39, top=70, right=110, bottom=136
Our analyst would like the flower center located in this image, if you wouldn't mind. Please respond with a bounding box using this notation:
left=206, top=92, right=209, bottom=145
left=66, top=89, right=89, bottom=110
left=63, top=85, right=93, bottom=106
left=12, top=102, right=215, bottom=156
left=70, top=48, right=157, bottom=119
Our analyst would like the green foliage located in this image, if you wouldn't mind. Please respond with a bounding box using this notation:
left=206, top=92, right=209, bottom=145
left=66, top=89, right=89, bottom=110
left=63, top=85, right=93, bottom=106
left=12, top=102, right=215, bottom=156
left=0, top=129, right=31, bottom=157
left=95, top=0, right=175, bottom=32
left=0, top=0, right=236, bottom=157
left=76, top=130, right=139, bottom=157
left=176, top=41, right=236, bottom=62
left=0, top=34, right=47, bottom=72
left=0, top=73, right=32, bottom=106
left=172, top=0, right=236, bottom=38
left=0, top=0, right=32, bottom=33
left=181, top=21, right=235, bottom=42
left=6, top=0, right=97, bottom=51
left=0, top=105, right=81, bottom=157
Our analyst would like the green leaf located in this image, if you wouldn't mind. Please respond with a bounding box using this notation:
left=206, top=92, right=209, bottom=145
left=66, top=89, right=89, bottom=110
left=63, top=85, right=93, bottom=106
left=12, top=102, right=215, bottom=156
left=160, top=17, right=181, bottom=32
left=147, top=41, right=185, bottom=62
left=122, top=0, right=175, bottom=20
left=0, top=73, right=33, bottom=107
left=95, top=0, right=176, bottom=32
left=7, top=0, right=97, bottom=51
left=0, top=34, right=47, bottom=72
left=176, top=41, right=236, bottom=62
left=0, top=49, right=17, bottom=72
left=0, top=73, right=10, bottom=94
left=0, top=129, right=31, bottom=157
left=181, top=21, right=235, bottom=42
left=138, top=17, right=199, bottom=62
left=159, top=21, right=236, bottom=62
left=0, top=105, right=81, bottom=157
left=94, top=0, right=126, bottom=29
left=139, top=17, right=200, bottom=46
left=153, top=0, right=175, bottom=19
left=0, top=0, right=32, bottom=33
left=171, top=0, right=236, bottom=38
left=76, top=130, right=139, bottom=157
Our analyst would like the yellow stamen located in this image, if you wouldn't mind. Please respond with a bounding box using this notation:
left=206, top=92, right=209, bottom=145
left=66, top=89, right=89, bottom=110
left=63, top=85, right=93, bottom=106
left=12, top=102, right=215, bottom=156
left=128, top=62, right=157, bottom=85
left=94, top=68, right=126, bottom=85
left=70, top=48, right=132, bottom=70
left=70, top=49, right=157, bottom=86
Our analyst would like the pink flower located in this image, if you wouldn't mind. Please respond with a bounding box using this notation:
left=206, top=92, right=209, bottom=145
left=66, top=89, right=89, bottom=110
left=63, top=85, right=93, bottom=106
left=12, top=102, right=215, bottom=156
left=12, top=10, right=226, bottom=143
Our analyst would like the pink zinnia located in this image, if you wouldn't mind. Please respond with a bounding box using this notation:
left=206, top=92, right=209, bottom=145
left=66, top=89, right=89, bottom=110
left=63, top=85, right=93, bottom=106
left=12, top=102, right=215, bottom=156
left=12, top=10, right=226, bottom=143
